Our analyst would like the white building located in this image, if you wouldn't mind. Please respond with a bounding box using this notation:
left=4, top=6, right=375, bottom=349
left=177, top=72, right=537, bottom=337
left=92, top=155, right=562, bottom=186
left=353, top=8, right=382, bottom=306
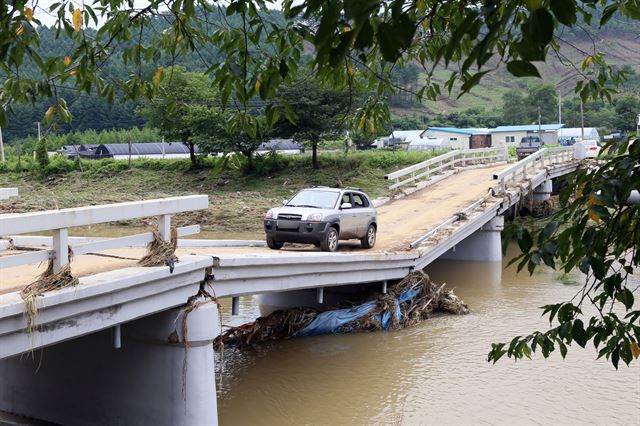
left=420, top=127, right=491, bottom=149
left=491, top=124, right=564, bottom=145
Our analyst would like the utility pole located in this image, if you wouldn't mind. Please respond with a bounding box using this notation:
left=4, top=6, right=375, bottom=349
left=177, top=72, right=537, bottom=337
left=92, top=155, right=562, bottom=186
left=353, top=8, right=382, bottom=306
left=161, top=135, right=165, bottom=159
left=0, top=126, right=5, bottom=163
left=558, top=91, right=562, bottom=125
left=34, top=122, right=41, bottom=160
left=580, top=101, right=585, bottom=140
left=538, top=106, right=542, bottom=133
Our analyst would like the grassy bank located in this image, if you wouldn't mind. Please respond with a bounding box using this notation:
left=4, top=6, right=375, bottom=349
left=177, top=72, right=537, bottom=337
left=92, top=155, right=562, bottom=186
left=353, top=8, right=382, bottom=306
left=0, top=150, right=445, bottom=236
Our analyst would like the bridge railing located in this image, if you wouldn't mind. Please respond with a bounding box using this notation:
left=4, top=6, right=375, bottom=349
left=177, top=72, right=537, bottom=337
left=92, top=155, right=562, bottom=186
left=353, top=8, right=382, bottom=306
left=493, top=147, right=574, bottom=193
left=0, top=195, right=209, bottom=272
left=384, top=147, right=504, bottom=190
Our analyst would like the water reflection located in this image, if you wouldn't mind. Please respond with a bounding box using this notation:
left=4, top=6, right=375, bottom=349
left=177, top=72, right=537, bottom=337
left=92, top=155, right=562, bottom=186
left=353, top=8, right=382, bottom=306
left=215, top=252, right=640, bottom=425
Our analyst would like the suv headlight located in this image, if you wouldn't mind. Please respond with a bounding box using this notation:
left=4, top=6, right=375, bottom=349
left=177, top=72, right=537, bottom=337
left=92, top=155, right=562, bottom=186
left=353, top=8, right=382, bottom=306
left=265, top=209, right=275, bottom=220
left=307, top=212, right=323, bottom=222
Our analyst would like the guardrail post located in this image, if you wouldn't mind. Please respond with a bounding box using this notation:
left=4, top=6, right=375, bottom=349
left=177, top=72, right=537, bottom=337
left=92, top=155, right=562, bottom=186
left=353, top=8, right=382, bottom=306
left=157, top=214, right=171, bottom=241
left=52, top=228, right=69, bottom=273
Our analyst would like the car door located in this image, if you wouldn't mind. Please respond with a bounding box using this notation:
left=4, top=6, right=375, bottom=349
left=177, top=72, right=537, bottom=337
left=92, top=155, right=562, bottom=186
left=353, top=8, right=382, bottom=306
left=338, top=192, right=358, bottom=238
left=351, top=192, right=372, bottom=237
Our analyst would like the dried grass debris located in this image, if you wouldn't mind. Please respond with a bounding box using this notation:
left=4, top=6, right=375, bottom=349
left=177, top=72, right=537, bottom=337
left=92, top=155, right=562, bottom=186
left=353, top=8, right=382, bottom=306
left=20, top=257, right=79, bottom=334
left=138, top=227, right=178, bottom=267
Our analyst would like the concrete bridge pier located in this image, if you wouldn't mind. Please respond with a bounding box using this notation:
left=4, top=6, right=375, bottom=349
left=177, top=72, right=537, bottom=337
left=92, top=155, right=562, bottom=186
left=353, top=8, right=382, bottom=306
left=526, top=179, right=553, bottom=204
left=0, top=299, right=220, bottom=426
left=440, top=216, right=504, bottom=262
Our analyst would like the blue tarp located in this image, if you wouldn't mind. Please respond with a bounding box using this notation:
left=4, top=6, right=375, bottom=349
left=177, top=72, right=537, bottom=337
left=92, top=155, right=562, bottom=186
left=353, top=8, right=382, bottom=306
left=295, top=287, right=422, bottom=337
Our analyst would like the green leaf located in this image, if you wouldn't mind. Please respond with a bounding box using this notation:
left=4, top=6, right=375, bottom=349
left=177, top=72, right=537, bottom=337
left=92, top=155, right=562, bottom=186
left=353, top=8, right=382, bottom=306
left=506, top=61, right=541, bottom=78
left=527, top=8, right=554, bottom=45
left=517, top=229, right=533, bottom=253
left=600, top=4, right=619, bottom=26
left=550, top=0, right=577, bottom=25
left=558, top=340, right=568, bottom=358
left=572, top=319, right=588, bottom=347
left=616, top=288, right=634, bottom=311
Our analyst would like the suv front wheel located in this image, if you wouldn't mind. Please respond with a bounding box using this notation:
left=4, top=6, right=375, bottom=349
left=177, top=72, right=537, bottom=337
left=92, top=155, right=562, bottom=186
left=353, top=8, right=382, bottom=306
left=266, top=235, right=284, bottom=250
left=361, top=224, right=376, bottom=249
left=320, top=227, right=339, bottom=252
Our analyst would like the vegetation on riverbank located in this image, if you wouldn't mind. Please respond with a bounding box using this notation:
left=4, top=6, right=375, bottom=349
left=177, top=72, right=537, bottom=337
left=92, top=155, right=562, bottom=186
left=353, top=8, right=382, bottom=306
left=0, top=150, right=445, bottom=235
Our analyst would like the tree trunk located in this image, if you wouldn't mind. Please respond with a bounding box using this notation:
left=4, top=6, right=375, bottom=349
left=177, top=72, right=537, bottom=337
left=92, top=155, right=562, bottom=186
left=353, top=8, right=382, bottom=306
left=245, top=150, right=253, bottom=171
left=312, top=142, right=319, bottom=169
left=189, top=143, right=196, bottom=166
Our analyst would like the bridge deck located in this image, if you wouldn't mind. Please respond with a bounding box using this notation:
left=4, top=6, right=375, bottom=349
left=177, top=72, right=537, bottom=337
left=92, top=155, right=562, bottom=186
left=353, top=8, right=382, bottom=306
left=1, top=164, right=506, bottom=294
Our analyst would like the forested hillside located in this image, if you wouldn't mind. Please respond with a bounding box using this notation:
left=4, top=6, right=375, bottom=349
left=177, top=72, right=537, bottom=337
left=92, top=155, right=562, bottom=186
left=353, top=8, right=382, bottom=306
left=3, top=8, right=639, bottom=142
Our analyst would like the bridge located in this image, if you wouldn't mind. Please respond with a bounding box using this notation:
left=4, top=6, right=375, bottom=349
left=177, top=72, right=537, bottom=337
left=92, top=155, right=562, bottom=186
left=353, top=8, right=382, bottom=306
left=0, top=147, right=581, bottom=425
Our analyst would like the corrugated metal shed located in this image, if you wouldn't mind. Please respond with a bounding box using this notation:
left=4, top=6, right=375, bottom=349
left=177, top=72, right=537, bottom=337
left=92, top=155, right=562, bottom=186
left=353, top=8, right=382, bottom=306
left=257, top=139, right=303, bottom=151
left=94, top=142, right=198, bottom=158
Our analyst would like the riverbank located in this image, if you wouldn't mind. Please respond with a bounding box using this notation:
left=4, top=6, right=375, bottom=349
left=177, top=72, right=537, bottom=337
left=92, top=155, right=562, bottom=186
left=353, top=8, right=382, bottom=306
left=0, top=150, right=445, bottom=235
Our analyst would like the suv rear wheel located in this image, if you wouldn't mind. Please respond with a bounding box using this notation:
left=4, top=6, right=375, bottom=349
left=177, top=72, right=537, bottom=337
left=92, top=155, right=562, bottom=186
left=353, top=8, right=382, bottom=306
left=320, top=227, right=339, bottom=252
left=361, top=224, right=376, bottom=249
left=266, top=235, right=284, bottom=250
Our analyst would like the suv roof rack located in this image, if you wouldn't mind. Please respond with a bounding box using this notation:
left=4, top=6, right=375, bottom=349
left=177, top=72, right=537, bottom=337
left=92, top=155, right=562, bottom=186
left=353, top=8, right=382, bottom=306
left=345, top=186, right=362, bottom=191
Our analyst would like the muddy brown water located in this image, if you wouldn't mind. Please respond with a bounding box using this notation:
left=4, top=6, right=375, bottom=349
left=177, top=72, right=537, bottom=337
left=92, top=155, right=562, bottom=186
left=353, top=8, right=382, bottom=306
left=216, top=247, right=640, bottom=425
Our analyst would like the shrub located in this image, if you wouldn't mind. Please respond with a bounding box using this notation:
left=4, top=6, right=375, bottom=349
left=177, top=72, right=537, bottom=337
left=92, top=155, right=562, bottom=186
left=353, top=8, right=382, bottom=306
left=35, top=137, right=49, bottom=168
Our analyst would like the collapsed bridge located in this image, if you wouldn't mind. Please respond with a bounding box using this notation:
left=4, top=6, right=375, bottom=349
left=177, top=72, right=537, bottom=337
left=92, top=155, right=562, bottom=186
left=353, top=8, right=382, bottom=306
left=0, top=146, right=581, bottom=426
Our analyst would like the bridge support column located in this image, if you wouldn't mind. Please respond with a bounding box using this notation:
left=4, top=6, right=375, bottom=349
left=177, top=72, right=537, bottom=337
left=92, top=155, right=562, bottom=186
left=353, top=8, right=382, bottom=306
left=440, top=216, right=504, bottom=262
left=526, top=179, right=552, bottom=204
left=0, top=299, right=220, bottom=426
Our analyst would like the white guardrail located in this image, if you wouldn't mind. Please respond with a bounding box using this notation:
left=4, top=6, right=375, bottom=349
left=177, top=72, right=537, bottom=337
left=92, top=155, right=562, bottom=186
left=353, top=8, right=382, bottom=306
left=384, top=147, right=504, bottom=190
left=492, top=147, right=574, bottom=192
left=0, top=195, right=209, bottom=271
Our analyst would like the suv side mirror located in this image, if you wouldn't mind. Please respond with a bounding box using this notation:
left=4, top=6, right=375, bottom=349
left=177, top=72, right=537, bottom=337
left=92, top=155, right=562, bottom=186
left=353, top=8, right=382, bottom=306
left=341, top=202, right=352, bottom=209
left=282, top=200, right=288, bottom=206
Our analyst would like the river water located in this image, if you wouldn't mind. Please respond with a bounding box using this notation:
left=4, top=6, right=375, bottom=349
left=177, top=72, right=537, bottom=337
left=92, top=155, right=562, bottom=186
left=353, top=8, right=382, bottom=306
left=215, top=247, right=640, bottom=425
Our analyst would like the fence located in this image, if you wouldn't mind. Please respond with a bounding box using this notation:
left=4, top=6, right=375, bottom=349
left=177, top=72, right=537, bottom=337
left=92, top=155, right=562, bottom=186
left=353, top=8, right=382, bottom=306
left=0, top=195, right=208, bottom=271
left=384, top=147, right=505, bottom=190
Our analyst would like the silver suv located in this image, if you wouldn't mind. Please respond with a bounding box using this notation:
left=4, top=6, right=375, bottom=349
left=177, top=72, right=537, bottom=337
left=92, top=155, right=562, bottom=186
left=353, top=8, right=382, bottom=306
left=264, top=187, right=378, bottom=252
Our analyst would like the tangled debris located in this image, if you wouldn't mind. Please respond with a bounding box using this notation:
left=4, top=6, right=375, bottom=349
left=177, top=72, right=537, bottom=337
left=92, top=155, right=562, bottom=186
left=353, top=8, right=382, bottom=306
left=20, top=257, right=79, bottom=334
left=531, top=196, right=560, bottom=218
left=214, top=271, right=469, bottom=348
left=138, top=227, right=178, bottom=268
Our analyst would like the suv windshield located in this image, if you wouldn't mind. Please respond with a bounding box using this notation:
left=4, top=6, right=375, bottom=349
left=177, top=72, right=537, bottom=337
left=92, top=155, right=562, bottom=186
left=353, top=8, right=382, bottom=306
left=287, top=190, right=339, bottom=209
left=520, top=136, right=541, bottom=147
